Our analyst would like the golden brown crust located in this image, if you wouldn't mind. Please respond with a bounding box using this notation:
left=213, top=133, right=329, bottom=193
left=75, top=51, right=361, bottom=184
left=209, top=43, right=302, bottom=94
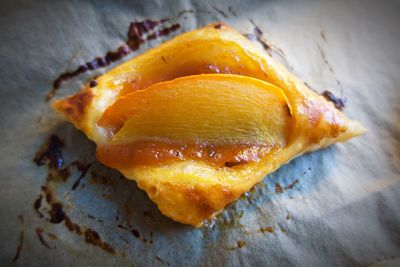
left=136, top=178, right=239, bottom=226
left=52, top=88, right=93, bottom=131
left=303, top=97, right=348, bottom=145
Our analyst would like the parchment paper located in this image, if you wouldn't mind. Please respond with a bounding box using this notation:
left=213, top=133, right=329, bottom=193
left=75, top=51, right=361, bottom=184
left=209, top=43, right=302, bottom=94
left=1, top=0, right=399, bottom=266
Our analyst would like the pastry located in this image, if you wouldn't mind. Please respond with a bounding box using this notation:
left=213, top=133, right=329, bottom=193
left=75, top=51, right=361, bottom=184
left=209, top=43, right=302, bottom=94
left=53, top=22, right=365, bottom=226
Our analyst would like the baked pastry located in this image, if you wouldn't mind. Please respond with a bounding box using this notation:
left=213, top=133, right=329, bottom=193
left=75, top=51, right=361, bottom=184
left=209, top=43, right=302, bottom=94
left=53, top=22, right=365, bottom=226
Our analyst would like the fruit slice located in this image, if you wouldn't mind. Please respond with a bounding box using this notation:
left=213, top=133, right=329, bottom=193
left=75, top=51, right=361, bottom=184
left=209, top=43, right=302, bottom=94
left=97, top=74, right=293, bottom=170
left=100, top=74, right=292, bottom=144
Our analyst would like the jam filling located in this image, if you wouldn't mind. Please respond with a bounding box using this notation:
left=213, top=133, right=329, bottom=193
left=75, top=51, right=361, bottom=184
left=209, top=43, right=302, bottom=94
left=97, top=141, right=276, bottom=169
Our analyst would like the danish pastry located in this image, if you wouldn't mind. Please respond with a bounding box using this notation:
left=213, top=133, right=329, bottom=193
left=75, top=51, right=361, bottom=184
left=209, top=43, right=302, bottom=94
left=53, top=23, right=365, bottom=226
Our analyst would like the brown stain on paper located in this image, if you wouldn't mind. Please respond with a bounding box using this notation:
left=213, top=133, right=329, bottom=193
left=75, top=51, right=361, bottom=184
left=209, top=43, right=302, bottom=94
left=32, top=135, right=116, bottom=254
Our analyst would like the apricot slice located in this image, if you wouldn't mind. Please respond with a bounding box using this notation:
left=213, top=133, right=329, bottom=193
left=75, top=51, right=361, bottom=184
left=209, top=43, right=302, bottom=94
left=96, top=74, right=293, bottom=171
left=100, top=74, right=292, bottom=145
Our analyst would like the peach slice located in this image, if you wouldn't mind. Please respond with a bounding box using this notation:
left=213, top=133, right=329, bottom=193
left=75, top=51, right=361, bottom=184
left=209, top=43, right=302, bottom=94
left=99, top=74, right=292, bottom=144
left=96, top=74, right=293, bottom=170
